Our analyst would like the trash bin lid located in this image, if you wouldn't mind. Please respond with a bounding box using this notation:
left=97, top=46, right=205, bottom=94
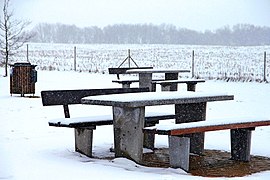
left=11, top=63, right=37, bottom=67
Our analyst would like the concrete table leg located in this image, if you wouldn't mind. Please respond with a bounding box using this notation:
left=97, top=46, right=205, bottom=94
left=165, top=73, right=178, bottom=91
left=113, top=106, right=145, bottom=163
left=139, top=73, right=153, bottom=91
left=175, top=102, right=206, bottom=155
left=231, top=128, right=253, bottom=161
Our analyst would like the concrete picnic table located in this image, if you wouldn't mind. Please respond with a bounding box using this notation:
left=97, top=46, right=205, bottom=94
left=81, top=91, right=234, bottom=163
left=125, top=69, right=190, bottom=91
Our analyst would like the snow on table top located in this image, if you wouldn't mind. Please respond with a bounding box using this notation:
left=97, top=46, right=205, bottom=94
left=145, top=116, right=270, bottom=131
left=82, top=91, right=234, bottom=107
left=154, top=79, right=205, bottom=83
left=125, top=69, right=190, bottom=73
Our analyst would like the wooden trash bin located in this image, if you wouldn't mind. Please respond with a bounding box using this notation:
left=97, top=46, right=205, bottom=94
left=10, top=63, right=37, bottom=96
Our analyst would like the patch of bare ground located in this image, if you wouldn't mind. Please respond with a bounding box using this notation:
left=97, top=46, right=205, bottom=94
left=142, top=148, right=270, bottom=177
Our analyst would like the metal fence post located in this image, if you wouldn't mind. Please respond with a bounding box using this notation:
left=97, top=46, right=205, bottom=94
left=26, top=44, right=29, bottom=62
left=264, top=51, right=267, bottom=82
left=74, top=46, right=77, bottom=71
left=192, top=50, right=195, bottom=78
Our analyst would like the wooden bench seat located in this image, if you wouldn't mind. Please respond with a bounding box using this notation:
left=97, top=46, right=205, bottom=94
left=41, top=87, right=176, bottom=158
left=152, top=79, right=205, bottom=91
left=143, top=117, right=270, bottom=172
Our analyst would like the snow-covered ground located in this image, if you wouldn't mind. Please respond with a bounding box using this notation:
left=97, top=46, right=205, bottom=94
left=1, top=68, right=270, bottom=179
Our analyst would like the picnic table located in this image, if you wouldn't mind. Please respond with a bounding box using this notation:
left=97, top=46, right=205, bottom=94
left=125, top=69, right=190, bottom=91
left=81, top=91, right=234, bottom=163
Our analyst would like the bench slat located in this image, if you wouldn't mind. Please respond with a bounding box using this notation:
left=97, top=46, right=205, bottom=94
left=108, top=67, right=153, bottom=74
left=144, top=117, right=270, bottom=135
left=154, top=79, right=205, bottom=84
left=49, top=112, right=176, bottom=128
left=41, top=87, right=150, bottom=106
left=112, top=79, right=165, bottom=84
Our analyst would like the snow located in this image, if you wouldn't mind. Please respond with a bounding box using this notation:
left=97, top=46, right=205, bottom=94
left=146, top=116, right=270, bottom=131
left=49, top=111, right=174, bottom=125
left=83, top=91, right=231, bottom=103
left=125, top=69, right=190, bottom=73
left=1, top=68, right=270, bottom=179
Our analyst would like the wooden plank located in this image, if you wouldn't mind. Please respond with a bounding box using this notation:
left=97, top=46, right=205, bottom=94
left=143, top=120, right=270, bottom=136
left=112, top=79, right=165, bottom=85
left=41, top=87, right=149, bottom=106
left=126, top=69, right=190, bottom=74
left=108, top=67, right=153, bottom=74
left=154, top=79, right=205, bottom=84
left=112, top=80, right=140, bottom=84
left=169, top=120, right=270, bottom=135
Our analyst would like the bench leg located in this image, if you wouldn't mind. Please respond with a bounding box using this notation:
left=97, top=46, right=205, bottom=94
left=74, top=127, right=95, bottom=157
left=122, top=83, right=131, bottom=88
left=143, top=122, right=156, bottom=150
left=161, top=84, right=170, bottom=91
left=187, top=83, right=197, bottom=91
left=151, top=83, right=157, bottom=92
left=161, top=84, right=177, bottom=91
left=168, top=136, right=190, bottom=172
left=231, top=128, right=253, bottom=161
left=113, top=106, right=145, bottom=163
left=175, top=102, right=206, bottom=155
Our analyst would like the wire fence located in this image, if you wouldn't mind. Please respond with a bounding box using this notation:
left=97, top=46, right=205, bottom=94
left=12, top=43, right=270, bottom=82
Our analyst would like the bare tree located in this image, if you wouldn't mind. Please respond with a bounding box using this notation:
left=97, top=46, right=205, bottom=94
left=0, top=0, right=33, bottom=77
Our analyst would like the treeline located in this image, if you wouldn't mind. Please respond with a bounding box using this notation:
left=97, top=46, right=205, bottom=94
left=30, top=23, right=270, bottom=46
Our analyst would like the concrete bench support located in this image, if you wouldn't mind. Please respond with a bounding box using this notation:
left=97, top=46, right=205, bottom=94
left=113, top=106, right=145, bottom=163
left=75, top=127, right=95, bottom=157
left=121, top=82, right=133, bottom=88
left=175, top=102, right=206, bottom=155
left=143, top=121, right=157, bottom=149
left=169, top=136, right=190, bottom=171
left=231, top=128, right=253, bottom=161
left=187, top=83, right=197, bottom=91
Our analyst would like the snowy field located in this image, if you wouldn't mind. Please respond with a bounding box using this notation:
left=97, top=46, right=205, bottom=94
left=1, top=68, right=270, bottom=179
left=13, top=43, right=270, bottom=81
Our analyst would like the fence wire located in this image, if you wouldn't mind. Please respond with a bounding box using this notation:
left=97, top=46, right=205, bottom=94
left=12, top=43, right=270, bottom=82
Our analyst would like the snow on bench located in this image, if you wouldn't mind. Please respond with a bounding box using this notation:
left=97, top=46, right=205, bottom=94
left=49, top=111, right=175, bottom=128
left=41, top=87, right=176, bottom=158
left=112, top=78, right=205, bottom=91
left=144, top=116, right=270, bottom=134
left=152, top=79, right=205, bottom=91
left=143, top=116, right=270, bottom=172
left=112, top=79, right=163, bottom=88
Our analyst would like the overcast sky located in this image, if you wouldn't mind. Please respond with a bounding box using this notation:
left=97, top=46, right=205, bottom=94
left=2, top=0, right=270, bottom=31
